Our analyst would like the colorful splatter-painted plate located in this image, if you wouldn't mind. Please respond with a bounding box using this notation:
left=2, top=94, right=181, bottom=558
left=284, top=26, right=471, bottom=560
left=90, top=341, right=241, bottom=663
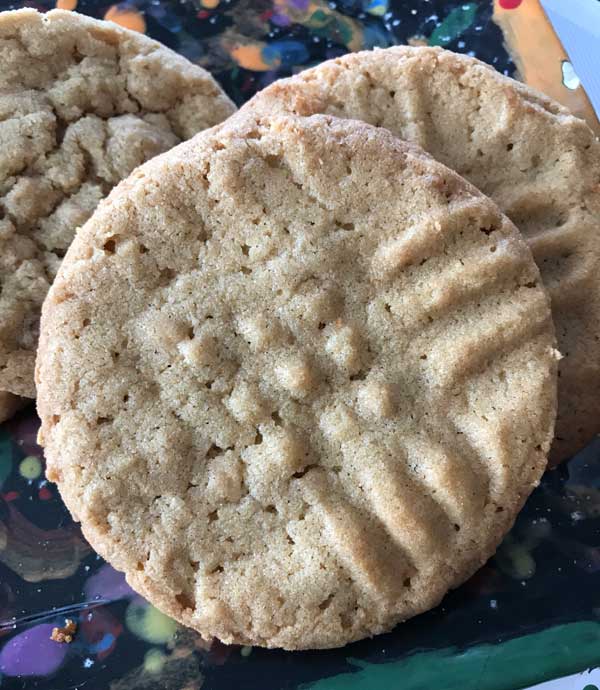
left=0, top=1, right=599, bottom=688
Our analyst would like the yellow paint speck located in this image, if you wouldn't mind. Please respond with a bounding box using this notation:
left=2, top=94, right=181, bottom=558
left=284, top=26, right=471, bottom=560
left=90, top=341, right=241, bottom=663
left=19, top=456, right=42, bottom=480
left=125, top=601, right=178, bottom=644
left=144, top=648, right=167, bottom=673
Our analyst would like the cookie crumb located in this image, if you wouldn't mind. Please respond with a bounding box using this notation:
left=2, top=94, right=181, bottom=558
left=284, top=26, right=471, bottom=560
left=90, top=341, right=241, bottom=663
left=50, top=619, right=77, bottom=643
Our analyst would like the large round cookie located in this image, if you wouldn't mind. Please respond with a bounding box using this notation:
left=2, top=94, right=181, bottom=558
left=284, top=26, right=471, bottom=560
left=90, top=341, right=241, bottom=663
left=36, top=113, right=557, bottom=649
left=0, top=8, right=235, bottom=417
left=240, top=46, right=599, bottom=464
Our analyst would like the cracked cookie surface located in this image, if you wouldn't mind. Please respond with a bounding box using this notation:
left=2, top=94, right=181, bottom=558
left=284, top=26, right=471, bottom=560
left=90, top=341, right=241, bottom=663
left=0, top=8, right=235, bottom=408
left=241, top=46, right=600, bottom=463
left=37, top=113, right=557, bottom=649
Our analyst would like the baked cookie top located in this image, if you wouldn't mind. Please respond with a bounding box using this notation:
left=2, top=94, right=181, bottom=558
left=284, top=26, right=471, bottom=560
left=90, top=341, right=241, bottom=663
left=241, top=46, right=600, bottom=464
left=37, top=113, right=557, bottom=649
left=0, top=8, right=235, bottom=400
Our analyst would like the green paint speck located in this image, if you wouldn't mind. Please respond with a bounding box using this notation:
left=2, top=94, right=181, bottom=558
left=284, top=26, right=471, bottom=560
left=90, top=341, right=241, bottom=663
left=125, top=601, right=178, bottom=644
left=428, top=3, right=478, bottom=47
left=19, top=455, right=42, bottom=480
left=143, top=648, right=167, bottom=673
left=364, top=0, right=387, bottom=17
left=583, top=685, right=599, bottom=690
left=241, top=645, right=252, bottom=657
left=309, top=9, right=328, bottom=26
left=495, top=537, right=536, bottom=579
left=303, top=622, right=600, bottom=690
left=337, top=18, right=354, bottom=47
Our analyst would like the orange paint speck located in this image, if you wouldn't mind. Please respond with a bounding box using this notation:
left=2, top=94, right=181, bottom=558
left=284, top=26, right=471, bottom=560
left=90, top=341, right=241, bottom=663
left=104, top=5, right=146, bottom=34
left=55, top=0, right=78, bottom=10
left=230, top=44, right=274, bottom=71
left=201, top=0, right=220, bottom=8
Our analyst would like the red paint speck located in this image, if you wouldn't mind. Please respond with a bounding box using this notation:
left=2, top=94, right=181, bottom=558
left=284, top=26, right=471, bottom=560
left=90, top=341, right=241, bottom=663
left=38, top=486, right=52, bottom=500
left=3, top=491, right=19, bottom=502
left=197, top=10, right=209, bottom=18
left=259, top=9, right=273, bottom=20
left=499, top=0, right=522, bottom=8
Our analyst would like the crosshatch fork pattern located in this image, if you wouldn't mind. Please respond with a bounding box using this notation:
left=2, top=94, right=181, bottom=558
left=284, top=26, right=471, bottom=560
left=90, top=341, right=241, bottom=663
left=36, top=112, right=557, bottom=650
